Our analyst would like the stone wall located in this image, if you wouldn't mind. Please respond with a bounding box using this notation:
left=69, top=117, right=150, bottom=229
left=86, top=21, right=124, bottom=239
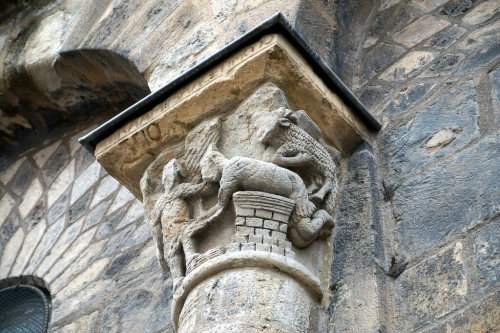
left=0, top=0, right=498, bottom=332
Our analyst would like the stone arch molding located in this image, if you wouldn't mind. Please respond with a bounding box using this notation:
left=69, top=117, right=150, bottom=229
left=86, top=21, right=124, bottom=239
left=0, top=3, right=152, bottom=162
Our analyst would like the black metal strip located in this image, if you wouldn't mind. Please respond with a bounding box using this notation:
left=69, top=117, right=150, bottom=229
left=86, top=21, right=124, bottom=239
left=79, top=13, right=381, bottom=154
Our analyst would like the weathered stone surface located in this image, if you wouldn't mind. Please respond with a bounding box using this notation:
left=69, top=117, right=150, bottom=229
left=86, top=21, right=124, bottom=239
left=473, top=222, right=499, bottom=290
left=52, top=311, right=100, bottom=333
left=47, top=188, right=70, bottom=224
left=456, top=42, right=500, bottom=75
left=380, top=51, right=436, bottom=82
left=9, top=159, right=35, bottom=196
left=440, top=0, right=478, bottom=16
left=425, top=25, right=467, bottom=48
left=41, top=144, right=70, bottom=186
left=462, top=0, right=499, bottom=25
left=0, top=193, right=15, bottom=229
left=100, top=272, right=173, bottom=333
left=394, top=133, right=499, bottom=257
left=33, top=140, right=60, bottom=168
left=18, top=178, right=43, bottom=218
left=395, top=242, right=468, bottom=331
left=55, top=257, right=110, bottom=302
left=459, top=21, right=499, bottom=51
left=84, top=199, right=111, bottom=230
left=44, top=227, right=96, bottom=283
left=328, top=144, right=383, bottom=332
left=422, top=293, right=500, bottom=333
left=361, top=42, right=406, bottom=80
left=370, top=5, right=419, bottom=38
left=0, top=228, right=24, bottom=278
left=36, top=217, right=84, bottom=276
left=26, top=216, right=66, bottom=273
left=411, top=0, right=449, bottom=12
left=393, top=15, right=450, bottom=47
left=50, top=239, right=107, bottom=293
left=70, top=160, right=100, bottom=204
left=108, top=186, right=135, bottom=214
left=52, top=279, right=114, bottom=323
left=419, top=53, right=465, bottom=77
left=490, top=66, right=500, bottom=127
left=69, top=190, right=92, bottom=222
left=90, top=175, right=120, bottom=207
left=357, top=84, right=393, bottom=112
left=96, top=206, right=128, bottom=239
left=116, top=199, right=144, bottom=229
left=102, top=223, right=150, bottom=256
left=0, top=157, right=25, bottom=185
left=48, top=160, right=75, bottom=207
left=10, top=220, right=46, bottom=276
left=385, top=81, right=437, bottom=114
left=384, top=80, right=479, bottom=184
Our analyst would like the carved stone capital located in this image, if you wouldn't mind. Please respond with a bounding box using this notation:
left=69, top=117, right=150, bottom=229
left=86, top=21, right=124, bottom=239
left=81, top=18, right=378, bottom=333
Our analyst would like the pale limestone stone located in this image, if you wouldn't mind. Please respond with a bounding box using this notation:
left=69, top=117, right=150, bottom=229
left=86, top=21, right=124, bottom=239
left=95, top=34, right=370, bottom=197
left=393, top=15, right=450, bottom=47
left=108, top=185, right=135, bottom=214
left=33, top=140, right=60, bottom=167
left=36, top=217, right=84, bottom=277
left=0, top=157, right=25, bottom=185
left=425, top=127, right=461, bottom=151
left=56, top=257, right=110, bottom=301
left=24, top=11, right=68, bottom=64
left=0, top=228, right=24, bottom=278
left=48, top=159, right=75, bottom=207
left=18, top=178, right=43, bottom=218
left=51, top=239, right=107, bottom=293
left=459, top=21, right=500, bottom=51
left=53, top=311, right=99, bottom=333
left=380, top=51, right=436, bottom=82
left=0, top=193, right=15, bottom=229
left=10, top=220, right=46, bottom=276
left=90, top=175, right=120, bottom=207
left=125, top=243, right=156, bottom=272
left=44, top=226, right=97, bottom=283
left=410, top=0, right=448, bottom=12
left=380, top=0, right=401, bottom=10
left=210, top=0, right=237, bottom=22
left=462, top=0, right=499, bottom=25
left=52, top=279, right=113, bottom=323
left=116, top=199, right=144, bottom=229
left=25, top=216, right=66, bottom=274
left=71, top=159, right=101, bottom=204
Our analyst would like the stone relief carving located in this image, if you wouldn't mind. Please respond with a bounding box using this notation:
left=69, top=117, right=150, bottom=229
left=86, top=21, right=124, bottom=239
left=140, top=84, right=340, bottom=291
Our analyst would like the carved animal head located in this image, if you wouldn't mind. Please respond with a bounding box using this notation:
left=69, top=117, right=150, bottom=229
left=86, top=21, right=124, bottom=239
left=258, top=109, right=297, bottom=147
left=200, top=148, right=226, bottom=182
left=161, top=159, right=184, bottom=190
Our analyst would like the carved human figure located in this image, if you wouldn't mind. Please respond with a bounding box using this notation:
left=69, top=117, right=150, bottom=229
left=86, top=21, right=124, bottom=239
left=189, top=148, right=334, bottom=247
left=258, top=109, right=338, bottom=213
left=141, top=158, right=209, bottom=287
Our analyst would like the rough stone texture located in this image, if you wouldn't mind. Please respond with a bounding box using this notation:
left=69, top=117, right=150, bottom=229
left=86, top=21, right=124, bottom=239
left=473, top=222, right=500, bottom=290
left=422, top=293, right=500, bottom=333
left=383, top=80, right=480, bottom=185
left=0, top=0, right=499, bottom=332
left=328, top=144, right=384, bottom=332
left=395, top=243, right=468, bottom=331
left=394, top=133, right=499, bottom=258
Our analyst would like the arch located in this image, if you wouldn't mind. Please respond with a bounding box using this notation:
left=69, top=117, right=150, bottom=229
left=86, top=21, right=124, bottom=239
left=0, top=276, right=51, bottom=332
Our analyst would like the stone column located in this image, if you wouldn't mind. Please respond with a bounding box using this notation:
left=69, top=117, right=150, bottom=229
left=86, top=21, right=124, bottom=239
left=173, top=191, right=321, bottom=333
left=82, top=31, right=378, bottom=333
